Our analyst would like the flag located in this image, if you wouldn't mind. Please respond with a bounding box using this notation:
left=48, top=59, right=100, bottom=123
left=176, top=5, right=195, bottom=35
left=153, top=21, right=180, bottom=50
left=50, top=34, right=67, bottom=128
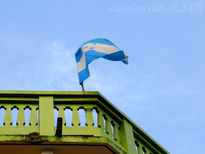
left=75, top=38, right=128, bottom=84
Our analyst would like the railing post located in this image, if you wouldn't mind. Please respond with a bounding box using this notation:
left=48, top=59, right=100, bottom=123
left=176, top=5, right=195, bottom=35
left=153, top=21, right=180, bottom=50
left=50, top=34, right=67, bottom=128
left=39, top=96, right=54, bottom=136
left=138, top=143, right=143, bottom=154
left=86, top=108, right=94, bottom=127
left=4, top=105, right=12, bottom=126
left=120, top=119, right=137, bottom=154
left=72, top=106, right=80, bottom=127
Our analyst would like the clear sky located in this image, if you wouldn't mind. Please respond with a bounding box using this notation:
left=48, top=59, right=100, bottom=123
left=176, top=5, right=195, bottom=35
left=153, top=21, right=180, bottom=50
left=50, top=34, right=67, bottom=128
left=0, top=0, right=205, bottom=153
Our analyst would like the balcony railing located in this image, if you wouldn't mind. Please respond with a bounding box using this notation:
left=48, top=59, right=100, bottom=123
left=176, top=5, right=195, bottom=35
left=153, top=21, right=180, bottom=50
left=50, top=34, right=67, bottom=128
left=0, top=90, right=169, bottom=154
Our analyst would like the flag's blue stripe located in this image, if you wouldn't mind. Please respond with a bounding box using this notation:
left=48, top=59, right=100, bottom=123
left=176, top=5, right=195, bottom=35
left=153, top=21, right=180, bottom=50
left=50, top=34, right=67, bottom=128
left=75, top=48, right=82, bottom=63
left=103, top=50, right=125, bottom=61
left=81, top=38, right=118, bottom=47
left=78, top=68, right=90, bottom=84
left=85, top=50, right=107, bottom=64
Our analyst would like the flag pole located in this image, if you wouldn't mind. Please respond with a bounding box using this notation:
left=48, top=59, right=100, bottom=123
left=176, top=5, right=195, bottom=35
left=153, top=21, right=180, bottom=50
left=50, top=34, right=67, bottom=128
left=80, top=82, right=85, bottom=92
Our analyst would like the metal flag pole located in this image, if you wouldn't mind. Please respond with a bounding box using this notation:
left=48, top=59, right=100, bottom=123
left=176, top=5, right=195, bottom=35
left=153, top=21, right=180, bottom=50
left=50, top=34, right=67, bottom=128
left=80, top=82, right=85, bottom=92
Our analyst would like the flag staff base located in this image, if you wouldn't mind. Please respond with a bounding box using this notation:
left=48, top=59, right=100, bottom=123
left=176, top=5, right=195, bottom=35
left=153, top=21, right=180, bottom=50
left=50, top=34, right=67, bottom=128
left=80, top=83, right=85, bottom=92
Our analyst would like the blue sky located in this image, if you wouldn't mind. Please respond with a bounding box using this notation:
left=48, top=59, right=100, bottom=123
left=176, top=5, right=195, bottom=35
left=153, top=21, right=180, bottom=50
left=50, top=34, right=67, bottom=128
left=0, top=0, right=205, bottom=153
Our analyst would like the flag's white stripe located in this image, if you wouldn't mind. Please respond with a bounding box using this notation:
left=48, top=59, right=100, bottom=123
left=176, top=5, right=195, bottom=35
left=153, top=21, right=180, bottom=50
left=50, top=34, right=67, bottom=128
left=82, top=43, right=120, bottom=54
left=77, top=43, right=120, bottom=73
left=77, top=52, right=86, bottom=73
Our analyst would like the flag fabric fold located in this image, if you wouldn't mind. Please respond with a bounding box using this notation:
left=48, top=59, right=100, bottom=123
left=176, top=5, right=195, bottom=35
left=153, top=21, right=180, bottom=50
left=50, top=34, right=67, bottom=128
left=75, top=38, right=128, bottom=84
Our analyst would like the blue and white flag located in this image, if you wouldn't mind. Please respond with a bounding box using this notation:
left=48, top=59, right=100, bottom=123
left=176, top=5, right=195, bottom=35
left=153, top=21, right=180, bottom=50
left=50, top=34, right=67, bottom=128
left=75, top=38, right=128, bottom=84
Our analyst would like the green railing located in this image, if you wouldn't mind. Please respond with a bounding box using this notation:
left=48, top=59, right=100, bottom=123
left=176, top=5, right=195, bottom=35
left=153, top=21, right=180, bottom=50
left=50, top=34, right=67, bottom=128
left=0, top=101, right=39, bottom=135
left=0, top=91, right=169, bottom=154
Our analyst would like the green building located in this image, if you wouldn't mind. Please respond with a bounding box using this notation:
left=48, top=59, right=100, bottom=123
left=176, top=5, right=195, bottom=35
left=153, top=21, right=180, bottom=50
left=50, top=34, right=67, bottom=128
left=0, top=90, right=169, bottom=154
